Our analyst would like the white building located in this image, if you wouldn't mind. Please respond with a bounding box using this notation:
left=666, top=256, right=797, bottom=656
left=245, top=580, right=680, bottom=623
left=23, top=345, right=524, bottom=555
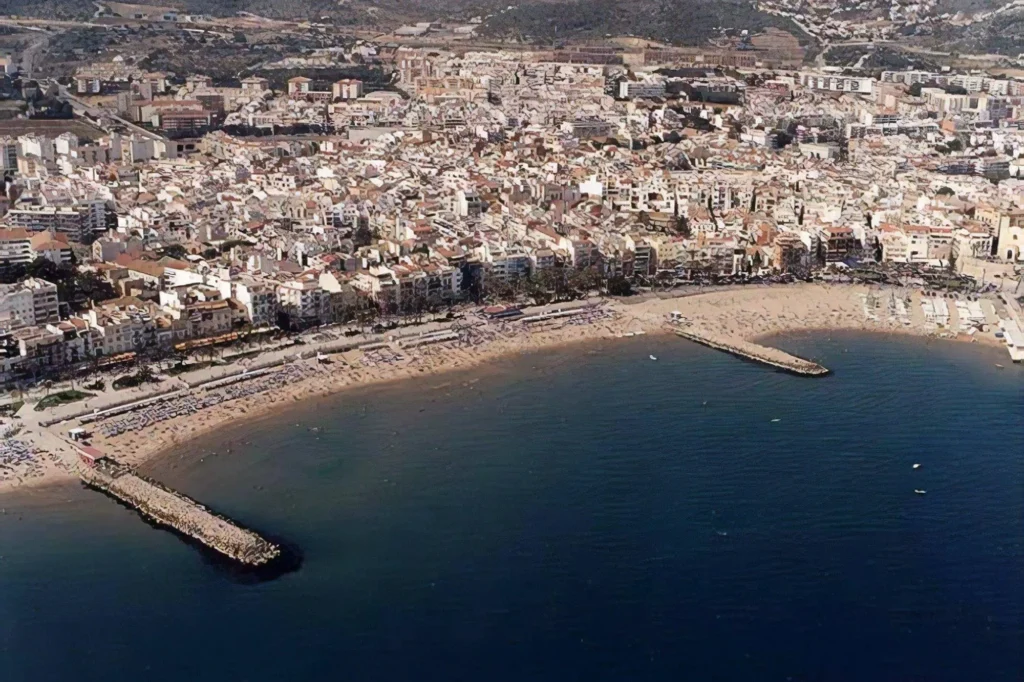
left=997, top=211, right=1024, bottom=261
left=619, top=80, right=666, bottom=99
left=0, top=278, right=60, bottom=331
left=0, top=228, right=34, bottom=267
left=277, top=279, right=328, bottom=325
left=800, top=73, right=874, bottom=95
left=0, top=137, right=17, bottom=171
left=489, top=250, right=531, bottom=282
left=3, top=202, right=106, bottom=243
left=455, top=189, right=485, bottom=218
left=86, top=306, right=155, bottom=356
left=218, top=278, right=279, bottom=328
left=332, top=79, right=364, bottom=100
left=240, top=76, right=270, bottom=95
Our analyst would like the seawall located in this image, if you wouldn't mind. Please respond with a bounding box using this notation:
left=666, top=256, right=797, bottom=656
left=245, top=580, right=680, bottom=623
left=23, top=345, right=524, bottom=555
left=674, top=329, right=830, bottom=377
left=81, top=458, right=281, bottom=567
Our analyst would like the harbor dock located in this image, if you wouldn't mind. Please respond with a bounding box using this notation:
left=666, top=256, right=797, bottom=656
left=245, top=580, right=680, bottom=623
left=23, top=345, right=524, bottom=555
left=674, top=329, right=830, bottom=377
left=79, top=454, right=281, bottom=567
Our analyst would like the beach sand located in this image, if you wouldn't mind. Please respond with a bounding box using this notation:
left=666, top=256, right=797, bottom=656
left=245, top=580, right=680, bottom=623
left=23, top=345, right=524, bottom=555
left=0, top=284, right=1008, bottom=496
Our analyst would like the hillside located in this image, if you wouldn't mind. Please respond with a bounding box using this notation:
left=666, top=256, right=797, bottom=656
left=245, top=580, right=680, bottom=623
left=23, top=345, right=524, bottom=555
left=932, top=6, right=1024, bottom=54
left=477, top=0, right=808, bottom=45
left=7, top=0, right=798, bottom=36
left=2, top=0, right=96, bottom=20
left=3, top=0, right=1022, bottom=56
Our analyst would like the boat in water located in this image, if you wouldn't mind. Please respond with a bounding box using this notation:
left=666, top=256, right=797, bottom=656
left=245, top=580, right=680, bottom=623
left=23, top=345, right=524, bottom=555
left=914, top=489, right=927, bottom=495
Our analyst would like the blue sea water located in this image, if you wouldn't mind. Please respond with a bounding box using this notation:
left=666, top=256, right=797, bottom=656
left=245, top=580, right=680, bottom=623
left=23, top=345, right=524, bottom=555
left=1, top=332, right=1022, bottom=682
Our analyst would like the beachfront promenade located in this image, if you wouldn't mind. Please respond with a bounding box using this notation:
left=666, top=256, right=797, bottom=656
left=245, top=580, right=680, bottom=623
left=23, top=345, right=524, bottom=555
left=80, top=457, right=281, bottom=566
left=28, top=300, right=603, bottom=428
left=4, top=284, right=1018, bottom=496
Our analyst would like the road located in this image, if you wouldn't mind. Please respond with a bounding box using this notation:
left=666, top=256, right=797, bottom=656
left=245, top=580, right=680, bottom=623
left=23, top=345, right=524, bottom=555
left=18, top=34, right=49, bottom=80
left=0, top=20, right=50, bottom=79
left=56, top=83, right=166, bottom=141
left=818, top=37, right=1014, bottom=65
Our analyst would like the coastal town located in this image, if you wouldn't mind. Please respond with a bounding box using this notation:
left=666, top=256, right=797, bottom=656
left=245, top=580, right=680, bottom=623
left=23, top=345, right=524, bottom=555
left=0, top=17, right=1023, bottom=507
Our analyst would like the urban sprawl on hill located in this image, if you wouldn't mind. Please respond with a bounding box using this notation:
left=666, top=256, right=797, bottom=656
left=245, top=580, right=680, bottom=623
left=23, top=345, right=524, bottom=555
left=0, top=0, right=1022, bottom=395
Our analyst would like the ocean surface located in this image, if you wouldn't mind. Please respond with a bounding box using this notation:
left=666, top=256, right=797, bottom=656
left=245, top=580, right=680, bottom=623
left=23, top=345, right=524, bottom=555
left=1, top=332, right=1022, bottom=682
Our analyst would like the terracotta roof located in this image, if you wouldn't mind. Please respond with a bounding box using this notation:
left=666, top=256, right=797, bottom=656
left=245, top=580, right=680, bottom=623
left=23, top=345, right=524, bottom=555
left=0, top=228, right=32, bottom=241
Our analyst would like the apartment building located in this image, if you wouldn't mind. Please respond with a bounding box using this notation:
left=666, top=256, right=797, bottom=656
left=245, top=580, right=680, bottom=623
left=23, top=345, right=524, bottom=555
left=155, top=111, right=213, bottom=135
left=277, top=278, right=329, bottom=328
left=489, top=250, right=531, bottom=282
left=800, top=73, right=874, bottom=95
left=240, top=76, right=271, bottom=94
left=185, top=299, right=234, bottom=337
left=332, top=79, right=364, bottom=100
left=287, top=77, right=313, bottom=97
left=818, top=226, right=859, bottom=263
left=0, top=229, right=35, bottom=268
left=0, top=137, right=17, bottom=171
left=0, top=278, right=60, bottom=331
left=618, top=80, right=666, bottom=99
left=218, top=278, right=279, bottom=328
left=85, top=304, right=157, bottom=356
left=3, top=202, right=106, bottom=243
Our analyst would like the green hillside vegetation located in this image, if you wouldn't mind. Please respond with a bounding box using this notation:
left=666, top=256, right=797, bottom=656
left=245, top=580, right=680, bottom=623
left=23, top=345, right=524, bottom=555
left=479, top=0, right=807, bottom=45
left=1, top=0, right=94, bottom=20
left=928, top=7, right=1024, bottom=55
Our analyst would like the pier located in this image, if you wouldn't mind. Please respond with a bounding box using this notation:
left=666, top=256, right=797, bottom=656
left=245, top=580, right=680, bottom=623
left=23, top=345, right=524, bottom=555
left=674, top=329, right=830, bottom=377
left=79, top=455, right=281, bottom=567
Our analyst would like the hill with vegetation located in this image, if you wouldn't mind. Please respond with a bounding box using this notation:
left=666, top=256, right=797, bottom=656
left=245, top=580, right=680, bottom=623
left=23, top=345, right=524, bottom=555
left=3, top=0, right=1021, bottom=56
left=930, top=7, right=1024, bottom=55
left=3, top=0, right=95, bottom=20
left=478, top=0, right=807, bottom=45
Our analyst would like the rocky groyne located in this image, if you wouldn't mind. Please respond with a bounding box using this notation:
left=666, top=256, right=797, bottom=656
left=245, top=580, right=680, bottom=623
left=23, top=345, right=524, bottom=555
left=81, top=458, right=281, bottom=567
left=674, top=329, right=830, bottom=377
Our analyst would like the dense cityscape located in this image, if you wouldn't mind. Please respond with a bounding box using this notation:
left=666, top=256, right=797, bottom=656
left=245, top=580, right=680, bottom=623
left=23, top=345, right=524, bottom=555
left=0, top=3, right=1023, bottom=681
left=0, top=7, right=1023, bottom=482
left=2, top=36, right=1023, bottom=384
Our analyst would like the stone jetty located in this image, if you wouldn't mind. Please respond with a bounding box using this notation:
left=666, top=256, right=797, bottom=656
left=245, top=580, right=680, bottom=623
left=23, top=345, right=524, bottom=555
left=80, top=457, right=280, bottom=566
left=674, top=329, right=829, bottom=377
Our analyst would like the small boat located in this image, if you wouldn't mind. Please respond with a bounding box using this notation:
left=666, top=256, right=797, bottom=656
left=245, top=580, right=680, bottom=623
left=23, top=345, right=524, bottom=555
left=914, top=489, right=927, bottom=495
left=649, top=355, right=658, bottom=361
left=771, top=418, right=781, bottom=423
left=995, top=364, right=1004, bottom=369
left=912, top=463, right=921, bottom=469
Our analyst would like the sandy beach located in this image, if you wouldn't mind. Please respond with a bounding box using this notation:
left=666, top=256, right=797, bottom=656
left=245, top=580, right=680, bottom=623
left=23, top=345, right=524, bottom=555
left=0, top=283, right=1012, bottom=496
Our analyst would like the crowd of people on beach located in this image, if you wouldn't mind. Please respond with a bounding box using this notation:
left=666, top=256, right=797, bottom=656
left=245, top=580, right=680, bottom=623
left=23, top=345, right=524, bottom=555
left=97, top=363, right=321, bottom=437
left=357, top=310, right=616, bottom=369
left=360, top=347, right=406, bottom=368
left=0, top=432, right=45, bottom=483
left=76, top=303, right=637, bottom=448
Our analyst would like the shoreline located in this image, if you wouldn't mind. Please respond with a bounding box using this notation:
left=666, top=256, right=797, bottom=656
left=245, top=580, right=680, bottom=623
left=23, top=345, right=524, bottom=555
left=1, top=284, right=1015, bottom=497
